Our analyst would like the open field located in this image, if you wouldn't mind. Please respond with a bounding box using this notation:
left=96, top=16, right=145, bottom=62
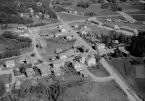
left=57, top=12, right=87, bottom=21
left=130, top=15, right=145, bottom=21
left=44, top=38, right=75, bottom=57
left=59, top=80, right=128, bottom=101
left=88, top=63, right=110, bottom=77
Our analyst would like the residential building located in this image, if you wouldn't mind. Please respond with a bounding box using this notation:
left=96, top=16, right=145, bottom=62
left=55, top=48, right=62, bottom=54
left=86, top=57, right=96, bottom=67
left=36, top=63, right=51, bottom=76
left=5, top=60, right=15, bottom=68
left=59, top=54, right=67, bottom=59
left=28, top=8, right=34, bottom=14
left=60, top=28, right=66, bottom=33
left=37, top=2, right=43, bottom=6
left=25, top=68, right=35, bottom=77
left=5, top=84, right=11, bottom=92
left=44, top=14, right=50, bottom=19
left=73, top=62, right=84, bottom=72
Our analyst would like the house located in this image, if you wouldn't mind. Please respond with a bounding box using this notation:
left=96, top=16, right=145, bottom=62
left=60, top=28, right=66, bottom=33
left=44, top=14, right=50, bottom=19
left=86, top=57, right=96, bottom=67
left=74, top=11, right=78, bottom=15
left=35, top=15, right=39, bottom=19
left=36, top=63, right=51, bottom=76
left=58, top=25, right=63, bottom=29
left=59, top=54, right=67, bottom=59
left=15, top=81, right=21, bottom=89
left=5, top=60, right=15, bottom=68
left=37, top=2, right=43, bottom=6
left=65, top=35, right=74, bottom=41
left=25, top=68, right=35, bottom=77
left=81, top=30, right=88, bottom=36
left=74, top=25, right=78, bottom=28
left=73, top=62, right=84, bottom=72
left=5, top=84, right=11, bottom=92
left=28, top=8, right=34, bottom=14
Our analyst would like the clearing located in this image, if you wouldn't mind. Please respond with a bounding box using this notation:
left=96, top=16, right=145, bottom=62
left=59, top=80, right=128, bottom=101
left=57, top=12, right=87, bottom=21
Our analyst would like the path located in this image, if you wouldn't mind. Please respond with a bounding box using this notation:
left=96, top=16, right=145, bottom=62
left=117, top=11, right=136, bottom=23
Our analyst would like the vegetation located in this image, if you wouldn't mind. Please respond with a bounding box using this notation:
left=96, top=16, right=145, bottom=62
left=129, top=32, right=145, bottom=57
left=84, top=12, right=96, bottom=17
left=0, top=82, right=5, bottom=97
left=0, top=0, right=33, bottom=24
left=77, top=1, right=90, bottom=9
left=0, top=31, right=32, bottom=59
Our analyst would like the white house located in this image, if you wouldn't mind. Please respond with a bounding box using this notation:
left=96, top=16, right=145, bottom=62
left=73, top=62, right=83, bottom=72
left=59, top=54, right=67, bottom=59
left=86, top=57, right=96, bottom=67
left=74, top=25, right=79, bottom=28
left=60, top=28, right=66, bottom=33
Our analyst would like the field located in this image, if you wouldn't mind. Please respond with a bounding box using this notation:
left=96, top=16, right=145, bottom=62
left=69, top=4, right=119, bottom=16
left=118, top=3, right=145, bottom=11
left=130, top=15, right=145, bottom=21
left=108, top=58, right=145, bottom=100
left=43, top=38, right=75, bottom=57
left=127, top=11, right=145, bottom=15
left=59, top=80, right=128, bottom=101
left=57, top=12, right=87, bottom=21
left=88, top=63, right=110, bottom=77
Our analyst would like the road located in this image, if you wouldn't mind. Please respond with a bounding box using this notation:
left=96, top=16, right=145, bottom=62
left=54, top=4, right=142, bottom=101
left=117, top=11, right=136, bottom=23
left=100, top=58, right=142, bottom=101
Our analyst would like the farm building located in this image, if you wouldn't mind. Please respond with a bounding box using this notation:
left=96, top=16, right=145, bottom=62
left=5, top=60, right=15, bottom=68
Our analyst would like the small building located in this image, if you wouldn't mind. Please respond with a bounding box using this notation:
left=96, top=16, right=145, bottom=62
left=81, top=30, right=88, bottom=36
left=25, top=68, right=35, bottom=77
left=74, top=25, right=78, bottom=28
left=15, top=81, right=21, bottom=89
left=5, top=60, right=15, bottom=68
left=38, top=12, right=42, bottom=15
left=73, top=62, right=84, bottom=72
left=44, top=14, right=50, bottom=19
left=59, top=54, right=67, bottom=59
left=52, top=61, right=64, bottom=76
left=37, top=63, right=51, bottom=76
left=35, top=15, right=39, bottom=19
left=114, top=25, right=119, bottom=30
left=74, top=11, right=78, bottom=15
left=28, top=8, right=34, bottom=14
left=58, top=25, right=63, bottom=29
left=86, top=57, right=96, bottom=67
left=60, top=28, right=66, bottom=33
left=65, top=35, right=74, bottom=41
left=19, top=33, right=30, bottom=37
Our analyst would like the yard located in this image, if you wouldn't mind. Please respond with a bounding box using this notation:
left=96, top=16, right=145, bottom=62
left=130, top=15, right=145, bottom=21
left=57, top=12, right=87, bottom=21
left=88, top=63, right=110, bottom=77
left=43, top=38, right=75, bottom=57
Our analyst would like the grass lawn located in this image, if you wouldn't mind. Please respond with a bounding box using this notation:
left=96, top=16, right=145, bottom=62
left=59, top=80, right=128, bottom=101
left=57, top=12, right=87, bottom=21
left=44, top=38, right=75, bottom=57
left=130, top=15, right=145, bottom=21
left=88, top=63, right=110, bottom=77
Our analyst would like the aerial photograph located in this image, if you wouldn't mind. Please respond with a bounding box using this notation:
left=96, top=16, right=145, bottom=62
left=0, top=0, right=145, bottom=101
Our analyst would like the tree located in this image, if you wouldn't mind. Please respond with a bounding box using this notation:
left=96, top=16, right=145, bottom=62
left=0, top=82, right=6, bottom=97
left=77, top=1, right=90, bottom=8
